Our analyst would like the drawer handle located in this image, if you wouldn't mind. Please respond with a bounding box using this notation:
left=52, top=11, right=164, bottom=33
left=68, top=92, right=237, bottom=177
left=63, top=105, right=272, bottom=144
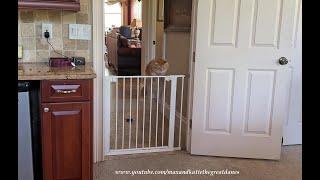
left=56, top=89, right=77, bottom=94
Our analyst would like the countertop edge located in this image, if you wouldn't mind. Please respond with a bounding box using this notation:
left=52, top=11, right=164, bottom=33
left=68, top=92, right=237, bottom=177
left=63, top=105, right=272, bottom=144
left=18, top=62, right=97, bottom=80
left=18, top=74, right=97, bottom=80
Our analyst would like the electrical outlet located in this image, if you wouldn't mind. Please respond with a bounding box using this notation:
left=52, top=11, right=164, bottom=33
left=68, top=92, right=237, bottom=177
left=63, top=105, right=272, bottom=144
left=42, top=23, right=53, bottom=39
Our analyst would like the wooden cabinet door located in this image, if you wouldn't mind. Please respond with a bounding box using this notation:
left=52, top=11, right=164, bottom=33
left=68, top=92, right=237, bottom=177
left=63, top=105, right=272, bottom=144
left=41, top=102, right=91, bottom=180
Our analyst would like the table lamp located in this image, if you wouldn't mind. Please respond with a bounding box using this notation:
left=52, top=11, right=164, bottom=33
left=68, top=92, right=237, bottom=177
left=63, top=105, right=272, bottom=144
left=130, top=19, right=141, bottom=40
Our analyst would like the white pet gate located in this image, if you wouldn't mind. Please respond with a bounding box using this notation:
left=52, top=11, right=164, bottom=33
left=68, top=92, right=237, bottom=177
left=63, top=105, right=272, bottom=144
left=104, top=75, right=185, bottom=156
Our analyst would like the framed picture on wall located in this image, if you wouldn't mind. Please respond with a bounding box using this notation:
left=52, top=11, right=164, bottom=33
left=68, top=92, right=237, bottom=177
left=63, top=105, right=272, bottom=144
left=164, top=0, right=192, bottom=32
left=157, top=0, right=164, bottom=21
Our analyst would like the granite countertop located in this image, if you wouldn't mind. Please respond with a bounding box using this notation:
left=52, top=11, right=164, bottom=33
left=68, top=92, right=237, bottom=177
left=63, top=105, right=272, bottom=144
left=18, top=62, right=97, bottom=80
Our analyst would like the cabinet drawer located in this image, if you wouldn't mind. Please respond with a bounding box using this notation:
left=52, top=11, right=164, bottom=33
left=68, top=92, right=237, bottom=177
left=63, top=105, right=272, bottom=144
left=41, top=80, right=92, bottom=102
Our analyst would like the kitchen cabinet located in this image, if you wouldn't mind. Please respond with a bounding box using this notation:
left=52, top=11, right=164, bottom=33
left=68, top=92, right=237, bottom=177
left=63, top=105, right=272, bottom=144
left=41, top=79, right=92, bottom=180
left=18, top=0, right=80, bottom=11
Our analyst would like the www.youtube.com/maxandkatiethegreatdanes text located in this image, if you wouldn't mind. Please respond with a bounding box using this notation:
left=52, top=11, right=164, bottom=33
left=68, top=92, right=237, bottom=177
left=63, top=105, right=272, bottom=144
left=114, top=169, right=240, bottom=176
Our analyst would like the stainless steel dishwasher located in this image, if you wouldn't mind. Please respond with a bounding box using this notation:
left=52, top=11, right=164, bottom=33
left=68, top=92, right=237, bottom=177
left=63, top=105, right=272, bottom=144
left=18, top=81, right=42, bottom=180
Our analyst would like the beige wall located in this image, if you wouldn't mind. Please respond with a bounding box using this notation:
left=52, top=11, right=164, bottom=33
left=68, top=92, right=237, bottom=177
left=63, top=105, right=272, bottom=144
left=165, top=31, right=191, bottom=150
left=165, top=32, right=191, bottom=117
left=156, top=26, right=191, bottom=117
left=18, top=0, right=92, bottom=63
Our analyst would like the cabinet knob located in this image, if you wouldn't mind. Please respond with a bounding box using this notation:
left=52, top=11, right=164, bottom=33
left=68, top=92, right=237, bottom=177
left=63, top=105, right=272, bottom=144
left=44, top=107, right=49, bottom=112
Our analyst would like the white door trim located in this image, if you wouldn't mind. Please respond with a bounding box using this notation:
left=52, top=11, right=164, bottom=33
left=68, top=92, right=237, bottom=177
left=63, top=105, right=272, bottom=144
left=92, top=0, right=105, bottom=163
left=92, top=0, right=155, bottom=162
left=141, top=0, right=156, bottom=74
left=185, top=0, right=198, bottom=153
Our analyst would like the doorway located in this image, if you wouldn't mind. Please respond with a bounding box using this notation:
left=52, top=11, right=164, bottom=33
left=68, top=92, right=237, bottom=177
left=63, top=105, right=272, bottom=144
left=92, top=1, right=301, bottom=162
left=102, top=0, right=188, bottom=157
left=104, top=0, right=143, bottom=76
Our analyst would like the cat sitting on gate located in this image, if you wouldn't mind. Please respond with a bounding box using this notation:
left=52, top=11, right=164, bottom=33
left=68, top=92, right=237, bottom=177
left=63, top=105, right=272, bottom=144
left=145, top=58, right=169, bottom=76
left=140, top=58, right=169, bottom=98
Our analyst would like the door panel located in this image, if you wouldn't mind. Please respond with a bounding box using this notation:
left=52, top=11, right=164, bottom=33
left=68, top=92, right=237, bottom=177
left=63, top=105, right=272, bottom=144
left=41, top=102, right=91, bottom=180
left=191, top=0, right=300, bottom=159
left=245, top=70, right=275, bottom=135
left=210, top=0, right=240, bottom=46
left=251, top=0, right=282, bottom=47
left=52, top=110, right=82, bottom=179
left=205, top=69, right=234, bottom=134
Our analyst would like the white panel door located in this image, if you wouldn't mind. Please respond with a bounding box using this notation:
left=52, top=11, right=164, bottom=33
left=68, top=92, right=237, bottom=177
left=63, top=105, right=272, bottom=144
left=191, top=0, right=301, bottom=159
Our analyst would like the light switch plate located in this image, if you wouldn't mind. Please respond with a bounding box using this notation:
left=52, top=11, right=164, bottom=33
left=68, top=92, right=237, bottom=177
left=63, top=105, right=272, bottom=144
left=18, top=46, right=23, bottom=59
left=42, top=23, right=53, bottom=38
left=78, top=24, right=91, bottom=40
left=69, top=24, right=78, bottom=39
left=68, top=24, right=91, bottom=40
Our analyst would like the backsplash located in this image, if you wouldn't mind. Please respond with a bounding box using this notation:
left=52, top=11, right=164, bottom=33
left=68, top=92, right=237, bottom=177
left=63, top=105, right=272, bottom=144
left=18, top=0, right=92, bottom=63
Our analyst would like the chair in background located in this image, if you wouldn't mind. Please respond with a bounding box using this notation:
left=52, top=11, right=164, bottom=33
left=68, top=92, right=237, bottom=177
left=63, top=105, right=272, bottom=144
left=119, top=26, right=132, bottom=39
left=106, top=31, right=141, bottom=75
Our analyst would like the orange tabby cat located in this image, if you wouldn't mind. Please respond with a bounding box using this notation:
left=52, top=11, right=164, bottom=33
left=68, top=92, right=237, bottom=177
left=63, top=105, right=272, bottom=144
left=141, top=58, right=169, bottom=98
left=145, top=58, right=169, bottom=76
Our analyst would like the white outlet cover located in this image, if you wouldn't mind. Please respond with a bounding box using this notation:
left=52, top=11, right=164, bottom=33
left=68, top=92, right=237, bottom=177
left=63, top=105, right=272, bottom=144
left=42, top=23, right=53, bottom=38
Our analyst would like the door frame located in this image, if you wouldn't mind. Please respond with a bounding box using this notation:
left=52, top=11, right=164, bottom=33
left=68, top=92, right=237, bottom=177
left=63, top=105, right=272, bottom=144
left=141, top=0, right=157, bottom=74
left=92, top=0, right=104, bottom=163
left=186, top=0, right=198, bottom=152
left=92, top=0, right=157, bottom=162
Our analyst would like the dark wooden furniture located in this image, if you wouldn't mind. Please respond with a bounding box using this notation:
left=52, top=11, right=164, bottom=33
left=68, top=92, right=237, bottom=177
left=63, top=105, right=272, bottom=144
left=164, top=0, right=192, bottom=32
left=106, top=32, right=141, bottom=75
left=18, top=0, right=80, bottom=11
left=40, top=79, right=92, bottom=180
